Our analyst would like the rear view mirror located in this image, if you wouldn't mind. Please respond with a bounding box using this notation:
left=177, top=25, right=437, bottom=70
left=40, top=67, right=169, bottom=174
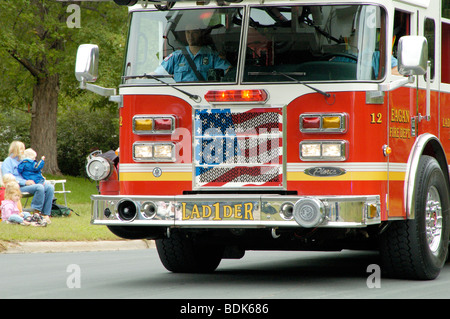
left=397, top=36, right=428, bottom=76
left=75, top=44, right=99, bottom=83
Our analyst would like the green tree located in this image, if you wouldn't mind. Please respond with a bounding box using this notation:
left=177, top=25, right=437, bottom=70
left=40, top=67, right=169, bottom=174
left=0, top=0, right=127, bottom=174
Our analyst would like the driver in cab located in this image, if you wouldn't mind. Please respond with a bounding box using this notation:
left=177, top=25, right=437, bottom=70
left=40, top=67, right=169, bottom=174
left=154, top=22, right=231, bottom=82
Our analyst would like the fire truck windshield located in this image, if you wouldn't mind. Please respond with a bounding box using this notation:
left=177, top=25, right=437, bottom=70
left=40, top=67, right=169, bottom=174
left=123, top=4, right=388, bottom=85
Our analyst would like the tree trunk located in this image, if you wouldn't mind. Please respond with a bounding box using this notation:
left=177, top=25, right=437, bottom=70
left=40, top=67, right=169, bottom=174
left=30, top=74, right=61, bottom=175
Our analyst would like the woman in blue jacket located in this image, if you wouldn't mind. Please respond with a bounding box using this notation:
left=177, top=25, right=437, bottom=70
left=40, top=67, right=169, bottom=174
left=1, top=141, right=54, bottom=224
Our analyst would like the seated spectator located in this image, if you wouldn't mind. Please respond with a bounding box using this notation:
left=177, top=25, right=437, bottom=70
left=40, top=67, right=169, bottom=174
left=1, top=141, right=54, bottom=224
left=0, top=181, right=46, bottom=227
left=1, top=182, right=30, bottom=225
left=0, top=174, right=23, bottom=214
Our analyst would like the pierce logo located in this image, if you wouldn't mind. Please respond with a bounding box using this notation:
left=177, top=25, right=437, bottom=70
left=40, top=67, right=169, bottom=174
left=304, top=167, right=346, bottom=177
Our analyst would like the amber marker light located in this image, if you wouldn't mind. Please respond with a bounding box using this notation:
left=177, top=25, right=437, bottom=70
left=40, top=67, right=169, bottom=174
left=322, top=116, right=341, bottom=129
left=134, top=118, right=153, bottom=132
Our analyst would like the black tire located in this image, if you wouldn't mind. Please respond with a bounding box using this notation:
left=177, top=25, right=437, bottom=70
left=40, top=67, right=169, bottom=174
left=156, top=230, right=223, bottom=273
left=380, top=155, right=450, bottom=280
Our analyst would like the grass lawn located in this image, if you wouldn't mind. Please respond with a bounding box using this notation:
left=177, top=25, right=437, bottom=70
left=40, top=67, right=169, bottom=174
left=0, top=175, right=119, bottom=242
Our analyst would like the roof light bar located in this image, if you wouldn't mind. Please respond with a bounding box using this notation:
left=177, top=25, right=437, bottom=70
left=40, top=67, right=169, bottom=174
left=205, top=89, right=268, bottom=103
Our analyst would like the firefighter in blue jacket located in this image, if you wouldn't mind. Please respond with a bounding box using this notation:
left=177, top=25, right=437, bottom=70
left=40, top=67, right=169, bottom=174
left=155, top=24, right=231, bottom=82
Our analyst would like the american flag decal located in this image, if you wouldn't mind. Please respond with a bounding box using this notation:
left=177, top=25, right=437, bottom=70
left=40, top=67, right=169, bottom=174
left=194, top=108, right=283, bottom=188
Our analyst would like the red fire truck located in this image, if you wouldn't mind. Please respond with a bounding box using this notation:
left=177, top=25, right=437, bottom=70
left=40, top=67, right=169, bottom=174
left=76, top=0, right=450, bottom=279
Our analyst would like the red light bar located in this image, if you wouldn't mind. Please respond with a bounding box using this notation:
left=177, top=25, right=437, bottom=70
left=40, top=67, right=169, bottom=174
left=205, top=89, right=268, bottom=103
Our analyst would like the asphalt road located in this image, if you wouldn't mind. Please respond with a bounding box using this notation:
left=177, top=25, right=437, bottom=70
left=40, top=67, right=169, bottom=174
left=1, top=248, right=450, bottom=301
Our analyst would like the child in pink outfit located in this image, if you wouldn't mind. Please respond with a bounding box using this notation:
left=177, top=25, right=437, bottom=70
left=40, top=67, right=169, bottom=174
left=1, top=181, right=47, bottom=226
left=1, top=182, right=30, bottom=225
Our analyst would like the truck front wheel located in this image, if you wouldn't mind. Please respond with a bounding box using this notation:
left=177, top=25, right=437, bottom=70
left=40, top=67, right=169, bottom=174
left=380, top=155, right=450, bottom=280
left=156, top=230, right=223, bottom=273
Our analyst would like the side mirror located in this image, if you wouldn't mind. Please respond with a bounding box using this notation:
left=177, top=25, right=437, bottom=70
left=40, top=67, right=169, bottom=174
left=75, top=44, right=99, bottom=83
left=74, top=44, right=117, bottom=98
left=397, top=36, right=428, bottom=76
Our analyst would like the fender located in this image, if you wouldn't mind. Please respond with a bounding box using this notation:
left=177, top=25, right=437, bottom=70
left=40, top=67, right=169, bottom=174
left=404, top=133, right=450, bottom=219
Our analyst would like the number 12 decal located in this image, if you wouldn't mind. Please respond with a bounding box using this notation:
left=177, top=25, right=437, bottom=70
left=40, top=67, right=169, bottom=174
left=370, top=113, right=382, bottom=124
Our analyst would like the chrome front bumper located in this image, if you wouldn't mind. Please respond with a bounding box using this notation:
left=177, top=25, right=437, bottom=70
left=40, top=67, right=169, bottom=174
left=91, top=194, right=381, bottom=228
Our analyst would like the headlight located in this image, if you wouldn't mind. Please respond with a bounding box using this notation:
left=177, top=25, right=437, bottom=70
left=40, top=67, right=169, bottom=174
left=154, top=144, right=173, bottom=158
left=134, top=144, right=153, bottom=159
left=322, top=143, right=342, bottom=157
left=301, top=143, right=321, bottom=158
left=133, top=142, right=176, bottom=162
left=300, top=140, right=348, bottom=161
left=86, top=156, right=112, bottom=181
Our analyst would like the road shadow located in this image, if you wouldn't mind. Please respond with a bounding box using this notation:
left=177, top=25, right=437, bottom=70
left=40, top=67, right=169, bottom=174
left=137, top=250, right=382, bottom=286
left=104, top=249, right=450, bottom=298
left=218, top=250, right=381, bottom=278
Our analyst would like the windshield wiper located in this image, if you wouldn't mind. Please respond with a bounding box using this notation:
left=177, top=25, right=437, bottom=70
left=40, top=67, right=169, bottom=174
left=248, top=71, right=331, bottom=98
left=122, top=73, right=201, bottom=103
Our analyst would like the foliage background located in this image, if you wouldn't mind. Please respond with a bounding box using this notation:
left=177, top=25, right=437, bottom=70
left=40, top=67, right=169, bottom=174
left=0, top=1, right=128, bottom=176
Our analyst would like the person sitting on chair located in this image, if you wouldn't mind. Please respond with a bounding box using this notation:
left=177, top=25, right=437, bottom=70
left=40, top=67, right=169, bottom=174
left=1, top=141, right=54, bottom=224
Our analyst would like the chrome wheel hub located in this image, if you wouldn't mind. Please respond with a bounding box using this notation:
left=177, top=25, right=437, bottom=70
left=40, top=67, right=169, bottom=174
left=425, top=186, right=443, bottom=255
